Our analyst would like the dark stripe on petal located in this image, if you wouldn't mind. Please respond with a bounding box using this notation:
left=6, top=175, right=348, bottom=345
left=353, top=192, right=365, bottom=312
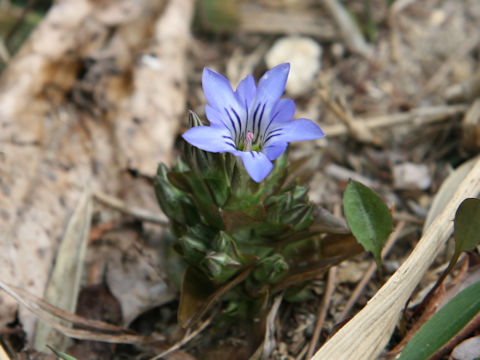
left=222, top=135, right=237, bottom=148
left=225, top=141, right=236, bottom=149
left=244, top=100, right=249, bottom=138
left=264, top=111, right=278, bottom=135
left=230, top=107, right=243, bottom=137
left=255, top=103, right=266, bottom=143
left=224, top=108, right=238, bottom=140
left=257, top=103, right=266, bottom=134
left=252, top=103, right=261, bottom=133
left=264, top=130, right=283, bottom=144
left=250, top=152, right=255, bottom=158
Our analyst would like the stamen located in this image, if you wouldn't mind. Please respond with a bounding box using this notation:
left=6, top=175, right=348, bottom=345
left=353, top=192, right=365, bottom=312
left=244, top=132, right=254, bottom=151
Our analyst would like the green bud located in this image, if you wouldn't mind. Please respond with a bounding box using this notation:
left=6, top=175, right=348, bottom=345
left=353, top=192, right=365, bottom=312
left=155, top=164, right=199, bottom=225
left=202, top=251, right=242, bottom=283
left=253, top=254, right=289, bottom=284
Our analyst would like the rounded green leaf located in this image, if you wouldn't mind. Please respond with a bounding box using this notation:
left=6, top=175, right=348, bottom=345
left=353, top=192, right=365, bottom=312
left=454, top=198, right=480, bottom=255
left=343, top=180, right=393, bottom=267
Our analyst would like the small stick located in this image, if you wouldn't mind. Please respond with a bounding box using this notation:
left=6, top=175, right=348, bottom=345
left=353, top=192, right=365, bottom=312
left=336, top=221, right=406, bottom=324
left=306, top=266, right=338, bottom=359
left=148, top=312, right=214, bottom=360
left=320, top=104, right=468, bottom=138
left=318, top=89, right=378, bottom=144
left=423, top=33, right=480, bottom=95
left=93, top=190, right=168, bottom=226
left=322, top=0, right=373, bottom=59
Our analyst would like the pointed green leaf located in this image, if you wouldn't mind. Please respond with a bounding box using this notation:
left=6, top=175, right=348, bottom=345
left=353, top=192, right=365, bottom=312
left=343, top=180, right=393, bottom=268
left=454, top=198, right=480, bottom=255
left=398, top=281, right=480, bottom=360
left=47, top=346, right=78, bottom=360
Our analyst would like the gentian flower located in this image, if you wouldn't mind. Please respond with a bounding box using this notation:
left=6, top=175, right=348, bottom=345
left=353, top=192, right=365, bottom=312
left=183, top=63, right=325, bottom=182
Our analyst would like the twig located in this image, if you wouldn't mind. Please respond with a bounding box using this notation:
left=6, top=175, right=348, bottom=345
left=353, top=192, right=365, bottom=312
left=312, top=159, right=480, bottom=360
left=239, top=3, right=337, bottom=40
left=262, top=293, right=284, bottom=359
left=322, top=0, right=373, bottom=59
left=320, top=104, right=468, bottom=138
left=336, top=221, right=406, bottom=324
left=423, top=33, right=480, bottom=95
left=306, top=266, right=338, bottom=360
left=148, top=312, right=214, bottom=360
left=0, top=281, right=159, bottom=345
left=388, top=0, right=417, bottom=62
left=318, top=89, right=378, bottom=144
left=93, top=190, right=168, bottom=226
left=295, top=343, right=309, bottom=360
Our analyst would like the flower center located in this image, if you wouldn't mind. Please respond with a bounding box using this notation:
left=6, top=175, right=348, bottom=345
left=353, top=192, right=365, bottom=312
left=244, top=132, right=254, bottom=151
left=241, top=131, right=262, bottom=152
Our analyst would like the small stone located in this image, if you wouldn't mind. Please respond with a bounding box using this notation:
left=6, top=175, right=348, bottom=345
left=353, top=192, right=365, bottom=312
left=451, top=336, right=480, bottom=360
left=265, top=36, right=322, bottom=96
left=393, top=162, right=431, bottom=190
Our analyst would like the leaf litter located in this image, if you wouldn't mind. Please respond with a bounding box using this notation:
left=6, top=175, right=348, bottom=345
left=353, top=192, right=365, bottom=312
left=1, top=0, right=480, bottom=359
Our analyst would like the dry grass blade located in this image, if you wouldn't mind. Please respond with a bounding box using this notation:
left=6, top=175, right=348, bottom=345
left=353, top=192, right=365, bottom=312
left=312, top=159, right=480, bottom=360
left=94, top=190, right=168, bottom=226
left=0, top=344, right=10, bottom=360
left=33, top=186, right=92, bottom=352
left=0, top=281, right=161, bottom=345
left=336, top=221, right=406, bottom=324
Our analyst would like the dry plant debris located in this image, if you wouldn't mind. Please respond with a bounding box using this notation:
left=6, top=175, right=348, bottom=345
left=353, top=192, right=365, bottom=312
left=0, top=0, right=480, bottom=359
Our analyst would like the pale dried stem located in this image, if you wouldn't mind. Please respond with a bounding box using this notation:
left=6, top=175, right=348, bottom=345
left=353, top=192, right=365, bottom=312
left=336, top=221, right=406, bottom=324
left=388, top=0, right=417, bottom=62
left=239, top=3, right=336, bottom=39
left=322, top=0, right=373, bottom=59
left=306, top=266, right=338, bottom=360
left=93, top=190, right=168, bottom=226
left=148, top=313, right=214, bottom=360
left=0, top=281, right=158, bottom=345
left=423, top=33, right=480, bottom=95
left=0, top=343, right=9, bottom=360
left=318, top=89, right=377, bottom=144
left=321, top=104, right=467, bottom=138
left=312, top=158, right=480, bottom=360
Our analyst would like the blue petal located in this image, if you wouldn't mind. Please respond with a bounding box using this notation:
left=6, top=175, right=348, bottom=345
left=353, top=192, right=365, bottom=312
left=256, top=63, right=290, bottom=104
left=205, top=105, right=225, bottom=126
left=271, top=99, right=295, bottom=124
left=202, top=68, right=239, bottom=111
left=263, top=142, right=288, bottom=161
left=235, top=74, right=256, bottom=109
left=238, top=151, right=274, bottom=183
left=183, top=125, right=237, bottom=153
left=264, top=118, right=324, bottom=145
left=253, top=64, right=290, bottom=136
left=264, top=98, right=296, bottom=135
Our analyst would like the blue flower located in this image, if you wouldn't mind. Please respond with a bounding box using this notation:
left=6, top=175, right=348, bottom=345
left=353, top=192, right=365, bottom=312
left=183, top=63, right=325, bottom=182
